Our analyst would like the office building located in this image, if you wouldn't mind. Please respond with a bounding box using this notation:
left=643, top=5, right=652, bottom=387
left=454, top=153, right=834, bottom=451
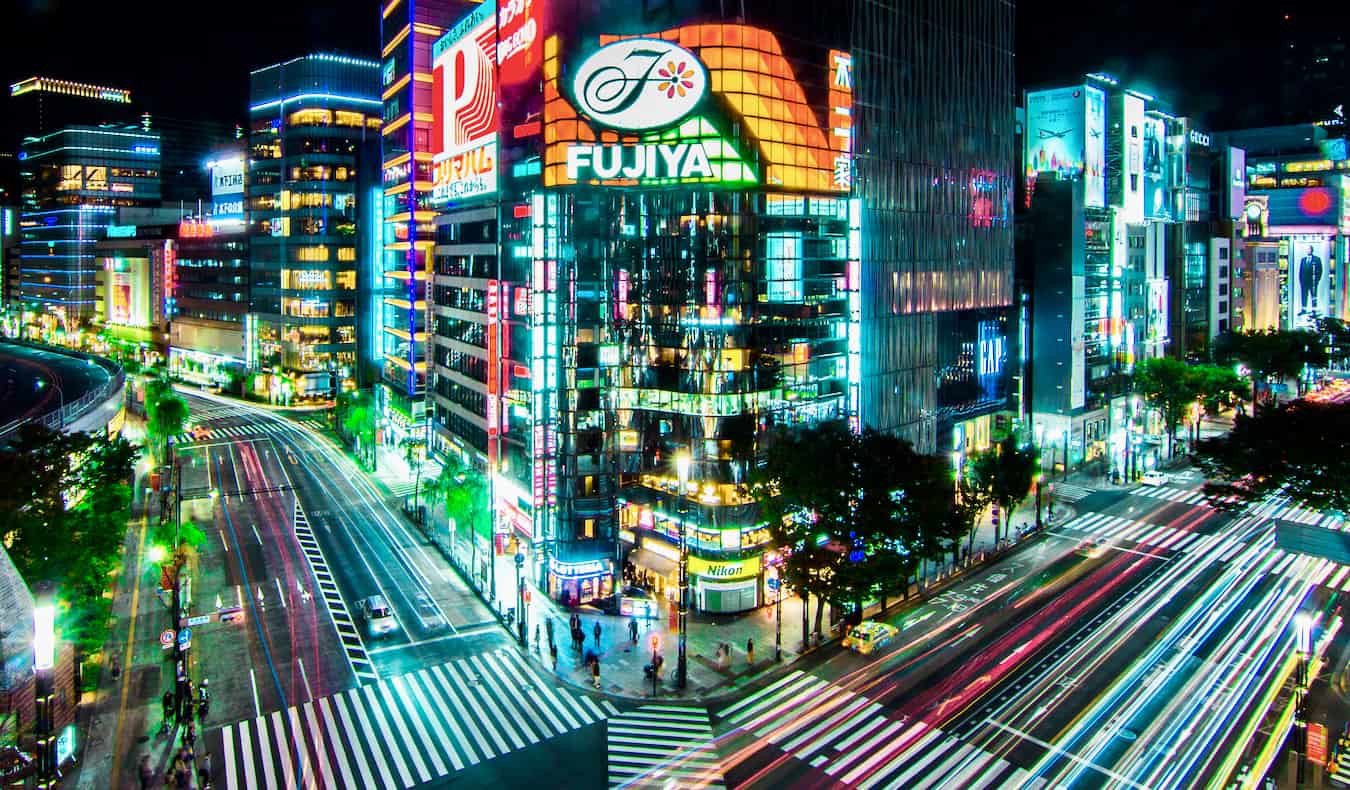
left=1022, top=75, right=1245, bottom=478
left=246, top=54, right=382, bottom=400
left=425, top=0, right=1014, bottom=609
left=12, top=77, right=159, bottom=325
left=378, top=0, right=472, bottom=448
left=1279, top=5, right=1350, bottom=125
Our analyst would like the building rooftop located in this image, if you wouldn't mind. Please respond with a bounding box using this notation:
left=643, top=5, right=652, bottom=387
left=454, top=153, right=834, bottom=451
left=9, top=76, right=131, bottom=104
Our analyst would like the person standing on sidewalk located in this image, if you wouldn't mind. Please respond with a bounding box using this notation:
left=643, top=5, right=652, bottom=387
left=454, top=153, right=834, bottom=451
left=138, top=755, right=154, bottom=790
left=199, top=752, right=213, bottom=790
left=161, top=690, right=174, bottom=729
left=591, top=656, right=601, bottom=689
left=746, top=636, right=755, bottom=665
left=628, top=616, right=638, bottom=645
left=593, top=620, right=602, bottom=648
left=546, top=617, right=555, bottom=648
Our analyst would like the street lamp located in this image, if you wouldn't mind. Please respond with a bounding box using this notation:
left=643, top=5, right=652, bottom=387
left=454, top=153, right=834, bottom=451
left=675, top=451, right=691, bottom=690
left=1295, top=612, right=1313, bottom=785
left=33, top=583, right=56, bottom=788
left=514, top=550, right=526, bottom=647
left=35, top=377, right=65, bottom=428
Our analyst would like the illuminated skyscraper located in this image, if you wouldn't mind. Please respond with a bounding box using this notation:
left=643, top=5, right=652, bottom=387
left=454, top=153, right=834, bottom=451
left=11, top=78, right=159, bottom=324
left=378, top=0, right=472, bottom=448
left=246, top=54, right=381, bottom=399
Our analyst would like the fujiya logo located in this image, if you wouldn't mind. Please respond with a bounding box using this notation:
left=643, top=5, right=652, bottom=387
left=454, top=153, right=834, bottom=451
left=572, top=38, right=707, bottom=131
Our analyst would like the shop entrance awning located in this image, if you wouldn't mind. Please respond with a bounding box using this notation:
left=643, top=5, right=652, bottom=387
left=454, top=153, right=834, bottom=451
left=629, top=548, right=678, bottom=578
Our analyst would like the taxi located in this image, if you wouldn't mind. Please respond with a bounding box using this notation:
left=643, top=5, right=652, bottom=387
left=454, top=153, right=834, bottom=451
left=842, top=620, right=899, bottom=655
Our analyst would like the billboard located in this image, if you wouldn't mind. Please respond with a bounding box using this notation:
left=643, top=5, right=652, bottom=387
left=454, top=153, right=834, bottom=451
left=1266, top=186, right=1340, bottom=227
left=431, top=1, right=499, bottom=204
left=1084, top=86, right=1106, bottom=208
left=1025, top=87, right=1086, bottom=187
left=1289, top=237, right=1332, bottom=329
left=1228, top=147, right=1246, bottom=221
left=497, top=0, right=544, bottom=86
left=1143, top=115, right=1168, bottom=219
left=209, top=157, right=244, bottom=222
left=543, top=24, right=851, bottom=193
left=104, top=257, right=152, bottom=328
left=1122, top=94, right=1145, bottom=222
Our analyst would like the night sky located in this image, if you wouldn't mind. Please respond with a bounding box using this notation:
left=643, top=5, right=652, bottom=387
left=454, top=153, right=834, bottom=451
left=0, top=0, right=1308, bottom=143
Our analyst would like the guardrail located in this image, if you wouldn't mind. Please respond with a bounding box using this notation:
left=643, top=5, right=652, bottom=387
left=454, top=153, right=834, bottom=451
left=0, top=340, right=126, bottom=443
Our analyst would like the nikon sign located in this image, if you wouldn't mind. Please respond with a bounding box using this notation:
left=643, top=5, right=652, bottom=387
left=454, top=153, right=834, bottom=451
left=688, top=552, right=761, bottom=580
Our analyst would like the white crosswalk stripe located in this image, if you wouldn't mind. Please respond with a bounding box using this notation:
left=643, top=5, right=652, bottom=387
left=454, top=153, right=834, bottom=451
left=214, top=648, right=617, bottom=790
left=608, top=705, right=724, bottom=788
left=716, top=672, right=1038, bottom=788
left=1052, top=482, right=1095, bottom=502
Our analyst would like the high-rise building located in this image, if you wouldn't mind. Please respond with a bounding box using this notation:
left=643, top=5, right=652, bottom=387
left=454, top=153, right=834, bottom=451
left=378, top=0, right=472, bottom=449
left=12, top=77, right=161, bottom=325
left=1280, top=6, right=1350, bottom=125
left=246, top=54, right=382, bottom=400
left=423, top=0, right=1015, bottom=609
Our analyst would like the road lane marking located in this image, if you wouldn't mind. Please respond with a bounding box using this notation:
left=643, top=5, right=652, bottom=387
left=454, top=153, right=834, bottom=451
left=249, top=668, right=261, bottom=719
left=275, top=577, right=287, bottom=609
left=986, top=720, right=1151, bottom=790
left=252, top=524, right=263, bottom=545
left=220, top=529, right=229, bottom=551
left=297, top=657, right=312, bottom=702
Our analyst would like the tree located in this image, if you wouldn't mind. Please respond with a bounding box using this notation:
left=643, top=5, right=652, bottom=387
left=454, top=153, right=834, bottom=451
left=753, top=421, right=965, bottom=638
left=965, top=436, right=1038, bottom=546
left=1133, top=357, right=1198, bottom=458
left=422, top=453, right=491, bottom=580
left=1194, top=399, right=1350, bottom=512
left=1215, top=329, right=1327, bottom=404
left=337, top=390, right=377, bottom=468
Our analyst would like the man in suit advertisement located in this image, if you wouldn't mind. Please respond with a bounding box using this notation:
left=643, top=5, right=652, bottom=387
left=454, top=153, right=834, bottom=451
left=1292, top=239, right=1330, bottom=328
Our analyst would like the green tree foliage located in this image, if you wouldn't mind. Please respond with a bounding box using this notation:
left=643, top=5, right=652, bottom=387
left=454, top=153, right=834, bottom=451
left=1215, top=329, right=1327, bottom=402
left=1195, top=399, right=1350, bottom=512
left=1133, top=357, right=1200, bottom=457
left=337, top=390, right=377, bottom=467
left=0, top=424, right=140, bottom=653
left=422, top=453, right=491, bottom=540
left=143, top=376, right=189, bottom=462
left=1316, top=317, right=1350, bottom=371
left=753, top=421, right=967, bottom=636
left=965, top=436, right=1038, bottom=545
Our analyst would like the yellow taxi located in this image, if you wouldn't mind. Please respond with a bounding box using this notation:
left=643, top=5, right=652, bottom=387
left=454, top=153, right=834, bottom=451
left=842, top=621, right=900, bottom=655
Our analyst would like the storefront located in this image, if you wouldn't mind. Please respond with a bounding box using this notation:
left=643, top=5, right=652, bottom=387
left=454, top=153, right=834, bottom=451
left=690, top=553, right=762, bottom=614
left=548, top=557, right=613, bottom=607
left=626, top=537, right=680, bottom=600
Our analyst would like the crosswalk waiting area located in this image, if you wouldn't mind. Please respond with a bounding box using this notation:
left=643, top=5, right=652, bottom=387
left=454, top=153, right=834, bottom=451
left=608, top=705, right=725, bottom=789
left=212, top=648, right=618, bottom=790
left=716, top=670, right=1046, bottom=790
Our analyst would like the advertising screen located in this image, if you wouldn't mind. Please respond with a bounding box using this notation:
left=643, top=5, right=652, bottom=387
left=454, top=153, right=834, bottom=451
left=1228, top=147, right=1246, bottom=221
left=209, top=157, right=245, bottom=222
left=1122, top=94, right=1145, bottom=222
left=498, top=0, right=544, bottom=86
left=1143, top=115, right=1168, bottom=220
left=1266, top=186, right=1340, bottom=227
left=1084, top=86, right=1105, bottom=208
left=1289, top=237, right=1332, bottom=329
left=1025, top=87, right=1086, bottom=186
left=431, top=1, right=498, bottom=204
left=104, top=257, right=151, bottom=328
left=543, top=24, right=850, bottom=193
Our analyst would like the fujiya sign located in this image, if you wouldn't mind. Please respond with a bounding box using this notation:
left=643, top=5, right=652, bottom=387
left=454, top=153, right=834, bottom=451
left=572, top=39, right=708, bottom=132
left=566, top=141, right=713, bottom=182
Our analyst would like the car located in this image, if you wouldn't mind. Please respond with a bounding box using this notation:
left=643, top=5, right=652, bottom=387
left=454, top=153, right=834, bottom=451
left=1076, top=538, right=1106, bottom=558
left=1141, top=471, right=1170, bottom=486
left=619, top=587, right=658, bottom=619
left=842, top=621, right=899, bottom=655
left=359, top=595, right=398, bottom=638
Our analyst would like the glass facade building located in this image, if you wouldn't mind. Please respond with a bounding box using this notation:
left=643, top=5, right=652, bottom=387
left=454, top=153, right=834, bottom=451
left=424, top=0, right=1015, bottom=611
left=247, top=54, right=382, bottom=399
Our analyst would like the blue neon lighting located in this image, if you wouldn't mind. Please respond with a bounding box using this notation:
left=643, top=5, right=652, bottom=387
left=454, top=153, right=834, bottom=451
left=250, top=93, right=382, bottom=113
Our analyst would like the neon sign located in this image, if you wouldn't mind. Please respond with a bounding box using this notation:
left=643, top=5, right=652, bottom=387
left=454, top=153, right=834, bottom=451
left=430, top=1, right=498, bottom=204
left=571, top=39, right=708, bottom=132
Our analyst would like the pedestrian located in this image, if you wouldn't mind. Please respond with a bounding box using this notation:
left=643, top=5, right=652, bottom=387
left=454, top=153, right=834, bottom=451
left=746, top=636, right=755, bottom=665
left=628, top=616, right=638, bottom=645
left=174, top=758, right=189, bottom=790
left=198, top=752, right=212, bottom=790
left=549, top=641, right=558, bottom=671
left=161, top=690, right=174, bottom=727
left=184, top=722, right=197, bottom=760
left=138, top=754, right=154, bottom=790
left=593, top=620, right=602, bottom=647
left=654, top=653, right=664, bottom=680
left=546, top=617, right=555, bottom=647
left=591, top=656, right=601, bottom=689
left=534, top=623, right=541, bottom=652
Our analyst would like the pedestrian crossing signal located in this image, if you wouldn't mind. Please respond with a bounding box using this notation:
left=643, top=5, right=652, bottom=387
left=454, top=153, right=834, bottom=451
left=650, top=634, right=660, bottom=652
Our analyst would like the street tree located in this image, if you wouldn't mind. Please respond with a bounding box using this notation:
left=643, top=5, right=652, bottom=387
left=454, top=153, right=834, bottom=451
left=965, top=436, right=1037, bottom=545
left=1215, top=329, right=1327, bottom=403
left=1133, top=357, right=1198, bottom=458
left=1194, top=399, right=1350, bottom=512
left=423, top=453, right=492, bottom=579
left=337, top=390, right=377, bottom=468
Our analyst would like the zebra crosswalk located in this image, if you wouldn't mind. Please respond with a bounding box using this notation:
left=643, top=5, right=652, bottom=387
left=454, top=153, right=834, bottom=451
left=608, top=705, right=724, bottom=789
left=175, top=422, right=273, bottom=445
left=1053, top=512, right=1207, bottom=554
left=214, top=648, right=619, bottom=790
left=1268, top=549, right=1350, bottom=594
left=716, top=671, right=1045, bottom=789
left=1051, top=482, right=1096, bottom=503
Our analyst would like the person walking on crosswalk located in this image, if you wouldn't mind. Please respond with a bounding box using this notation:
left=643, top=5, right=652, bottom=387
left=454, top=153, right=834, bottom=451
left=549, top=640, right=558, bottom=671
left=593, top=620, right=602, bottom=648
left=629, top=616, right=639, bottom=645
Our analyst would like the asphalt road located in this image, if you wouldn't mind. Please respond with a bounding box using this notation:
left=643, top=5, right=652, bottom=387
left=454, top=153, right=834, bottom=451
left=0, top=342, right=109, bottom=423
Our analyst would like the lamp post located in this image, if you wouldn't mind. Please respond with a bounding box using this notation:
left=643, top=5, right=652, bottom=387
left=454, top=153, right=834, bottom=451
left=514, top=550, right=526, bottom=647
left=774, top=566, right=783, bottom=662
left=33, top=582, right=56, bottom=788
left=35, top=376, right=65, bottom=428
left=1295, top=613, right=1312, bottom=785
left=675, top=451, right=691, bottom=690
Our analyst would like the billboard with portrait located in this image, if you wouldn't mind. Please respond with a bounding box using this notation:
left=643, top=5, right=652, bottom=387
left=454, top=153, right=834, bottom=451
left=1084, top=85, right=1106, bottom=208
left=1025, top=87, right=1086, bottom=188
left=1122, top=94, right=1145, bottom=222
left=431, top=1, right=499, bottom=204
left=1289, top=237, right=1332, bottom=329
left=1143, top=115, right=1168, bottom=220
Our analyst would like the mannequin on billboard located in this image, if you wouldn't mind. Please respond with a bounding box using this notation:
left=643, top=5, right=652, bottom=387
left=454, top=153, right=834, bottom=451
left=1299, top=245, right=1324, bottom=315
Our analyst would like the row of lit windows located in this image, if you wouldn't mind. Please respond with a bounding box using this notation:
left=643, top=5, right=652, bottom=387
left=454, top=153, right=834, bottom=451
left=281, top=298, right=356, bottom=318
left=280, top=267, right=356, bottom=289
left=288, top=108, right=380, bottom=129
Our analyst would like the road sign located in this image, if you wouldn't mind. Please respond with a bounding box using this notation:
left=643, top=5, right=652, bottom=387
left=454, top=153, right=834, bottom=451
left=177, top=628, right=192, bottom=647
left=160, top=629, right=175, bottom=649
left=515, top=551, right=525, bottom=568
left=185, top=615, right=211, bottom=627
left=766, top=578, right=780, bottom=592
left=218, top=606, right=245, bottom=623
left=1310, top=722, right=1329, bottom=764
